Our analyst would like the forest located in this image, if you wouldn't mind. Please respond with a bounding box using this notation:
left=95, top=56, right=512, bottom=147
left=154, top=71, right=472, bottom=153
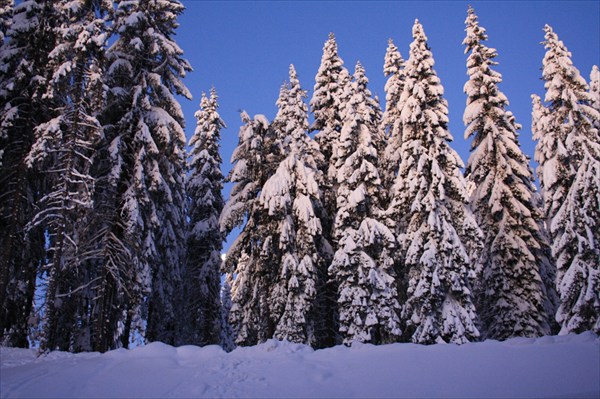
left=0, top=0, right=598, bottom=354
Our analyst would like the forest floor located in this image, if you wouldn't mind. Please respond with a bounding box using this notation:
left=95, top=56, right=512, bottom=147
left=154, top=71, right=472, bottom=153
left=1, top=332, right=598, bottom=398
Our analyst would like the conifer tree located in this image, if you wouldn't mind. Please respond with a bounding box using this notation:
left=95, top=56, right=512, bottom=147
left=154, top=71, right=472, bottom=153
left=99, top=0, right=191, bottom=348
left=309, top=34, right=353, bottom=346
left=221, top=112, right=276, bottom=346
left=534, top=25, right=600, bottom=334
left=534, top=25, right=596, bottom=225
left=184, top=88, right=225, bottom=346
left=531, top=94, right=561, bottom=329
left=463, top=7, right=553, bottom=340
left=24, top=0, right=111, bottom=352
left=388, top=20, right=482, bottom=345
left=551, top=140, right=600, bottom=334
left=219, top=272, right=235, bottom=352
left=310, top=33, right=351, bottom=235
left=329, top=62, right=402, bottom=345
left=591, top=65, right=600, bottom=130
left=0, top=0, right=55, bottom=347
left=381, top=38, right=406, bottom=192
left=260, top=65, right=326, bottom=345
left=310, top=33, right=349, bottom=169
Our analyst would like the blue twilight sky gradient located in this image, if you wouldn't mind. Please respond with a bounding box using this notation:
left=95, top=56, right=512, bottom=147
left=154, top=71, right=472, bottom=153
left=175, top=0, right=599, bottom=249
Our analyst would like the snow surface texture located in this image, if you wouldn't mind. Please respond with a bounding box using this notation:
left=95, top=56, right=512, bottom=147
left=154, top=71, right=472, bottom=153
left=1, top=333, right=598, bottom=398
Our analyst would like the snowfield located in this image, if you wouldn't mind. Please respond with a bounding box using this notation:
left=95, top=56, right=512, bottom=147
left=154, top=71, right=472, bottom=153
left=1, top=332, right=598, bottom=399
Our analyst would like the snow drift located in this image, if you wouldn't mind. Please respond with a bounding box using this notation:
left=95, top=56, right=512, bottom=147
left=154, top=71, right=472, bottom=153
left=1, top=332, right=598, bottom=398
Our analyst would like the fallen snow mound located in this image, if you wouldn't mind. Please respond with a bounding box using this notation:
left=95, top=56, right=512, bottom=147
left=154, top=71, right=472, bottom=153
left=1, top=332, right=599, bottom=398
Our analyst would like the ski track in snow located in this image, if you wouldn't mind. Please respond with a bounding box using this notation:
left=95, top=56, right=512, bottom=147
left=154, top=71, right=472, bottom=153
left=1, top=332, right=599, bottom=398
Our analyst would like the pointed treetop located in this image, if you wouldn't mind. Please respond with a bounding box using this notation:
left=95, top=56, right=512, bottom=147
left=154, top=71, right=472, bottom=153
left=195, top=87, right=222, bottom=124
left=543, top=24, right=561, bottom=48
left=200, top=91, right=209, bottom=106
left=289, top=63, right=299, bottom=84
left=409, top=20, right=431, bottom=61
left=383, top=38, right=404, bottom=77
left=542, top=24, right=590, bottom=107
left=463, top=5, right=489, bottom=54
left=412, top=19, right=425, bottom=39
left=275, top=80, right=290, bottom=112
left=273, top=64, right=310, bottom=154
left=466, top=4, right=476, bottom=20
left=210, top=86, right=218, bottom=101
left=324, top=32, right=339, bottom=54
left=591, top=65, right=600, bottom=81
left=542, top=24, right=572, bottom=60
left=354, top=60, right=364, bottom=75
left=590, top=65, right=599, bottom=107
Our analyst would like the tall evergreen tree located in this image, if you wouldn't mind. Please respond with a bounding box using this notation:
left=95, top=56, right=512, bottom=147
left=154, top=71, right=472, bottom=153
left=0, top=0, right=55, bottom=347
left=388, top=20, right=482, bottom=345
left=533, top=25, right=600, bottom=334
left=462, top=6, right=553, bottom=340
left=220, top=112, right=276, bottom=346
left=551, top=137, right=600, bottom=334
left=591, top=65, right=600, bottom=131
left=381, top=38, right=406, bottom=192
left=329, top=62, right=402, bottom=345
left=260, top=65, right=326, bottom=345
left=309, top=33, right=351, bottom=228
left=534, top=25, right=596, bottom=226
left=24, top=0, right=111, bottom=352
left=184, top=88, right=225, bottom=346
left=310, top=32, right=349, bottom=170
left=99, top=0, right=191, bottom=348
left=309, top=33, right=352, bottom=346
left=219, top=272, right=235, bottom=352
left=530, top=94, right=560, bottom=328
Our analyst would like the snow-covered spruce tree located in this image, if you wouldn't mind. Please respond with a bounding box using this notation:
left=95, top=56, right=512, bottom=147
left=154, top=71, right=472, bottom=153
left=462, top=6, right=553, bottom=340
left=259, top=64, right=326, bottom=345
left=24, top=0, right=111, bottom=352
left=380, top=38, right=406, bottom=193
left=100, top=0, right=191, bottom=348
left=219, top=272, right=235, bottom=352
left=0, top=0, right=12, bottom=43
left=530, top=94, right=561, bottom=328
left=86, top=0, right=145, bottom=352
left=551, top=139, right=600, bottom=334
left=328, top=61, right=402, bottom=345
left=310, top=32, right=350, bottom=173
left=309, top=33, right=353, bottom=347
left=534, top=25, right=600, bottom=335
left=310, top=33, right=351, bottom=229
left=591, top=65, right=600, bottom=130
left=184, top=88, right=225, bottom=346
left=534, top=25, right=596, bottom=226
left=387, top=20, right=482, bottom=345
left=220, top=112, right=277, bottom=346
left=0, top=0, right=57, bottom=348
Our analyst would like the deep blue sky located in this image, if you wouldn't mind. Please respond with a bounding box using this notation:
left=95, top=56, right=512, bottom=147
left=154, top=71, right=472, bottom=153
left=175, top=0, right=599, bottom=248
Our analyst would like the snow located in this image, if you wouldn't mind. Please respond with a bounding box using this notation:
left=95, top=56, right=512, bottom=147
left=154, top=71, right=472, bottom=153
left=1, top=333, right=598, bottom=398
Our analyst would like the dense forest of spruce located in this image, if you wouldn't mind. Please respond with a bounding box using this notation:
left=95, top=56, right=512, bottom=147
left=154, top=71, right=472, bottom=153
left=0, top=1, right=598, bottom=353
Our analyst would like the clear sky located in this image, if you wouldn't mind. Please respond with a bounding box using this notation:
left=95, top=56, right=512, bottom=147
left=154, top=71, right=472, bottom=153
left=175, top=0, right=599, bottom=248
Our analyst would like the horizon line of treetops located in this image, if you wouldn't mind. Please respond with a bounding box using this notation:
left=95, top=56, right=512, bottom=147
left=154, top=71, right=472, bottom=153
left=0, top=1, right=598, bottom=354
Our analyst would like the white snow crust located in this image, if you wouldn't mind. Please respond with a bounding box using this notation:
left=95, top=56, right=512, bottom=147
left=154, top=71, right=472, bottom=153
left=1, top=333, right=598, bottom=398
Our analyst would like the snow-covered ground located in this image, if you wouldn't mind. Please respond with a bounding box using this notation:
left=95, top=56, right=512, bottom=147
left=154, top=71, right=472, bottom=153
left=1, top=332, right=598, bottom=398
